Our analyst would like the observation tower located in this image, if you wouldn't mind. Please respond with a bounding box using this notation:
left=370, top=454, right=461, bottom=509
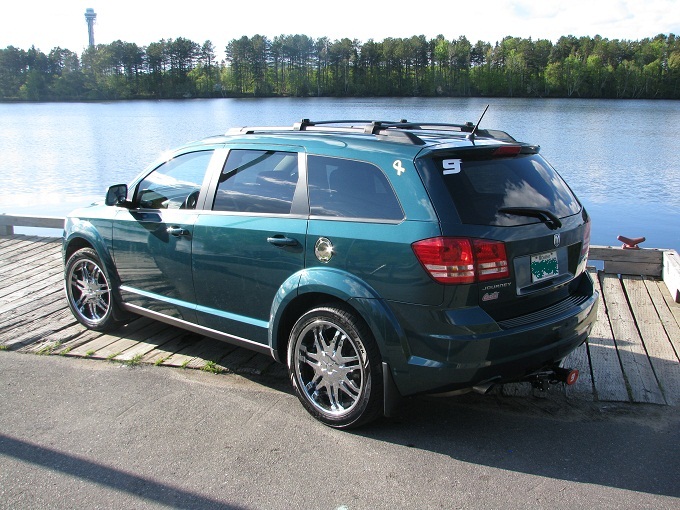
left=84, top=8, right=97, bottom=47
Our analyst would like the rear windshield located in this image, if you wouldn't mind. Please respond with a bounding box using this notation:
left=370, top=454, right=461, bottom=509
left=433, top=153, right=581, bottom=226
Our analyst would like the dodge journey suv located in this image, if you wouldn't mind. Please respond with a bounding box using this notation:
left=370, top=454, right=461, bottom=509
left=63, top=117, right=598, bottom=428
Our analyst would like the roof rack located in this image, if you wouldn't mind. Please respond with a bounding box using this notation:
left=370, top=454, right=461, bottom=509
left=226, top=119, right=516, bottom=145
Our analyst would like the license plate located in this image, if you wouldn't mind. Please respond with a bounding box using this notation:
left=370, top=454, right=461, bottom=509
left=530, top=251, right=559, bottom=282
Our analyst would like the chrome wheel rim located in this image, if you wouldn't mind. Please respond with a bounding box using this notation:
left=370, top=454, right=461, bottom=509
left=67, top=259, right=111, bottom=325
left=293, top=319, right=365, bottom=417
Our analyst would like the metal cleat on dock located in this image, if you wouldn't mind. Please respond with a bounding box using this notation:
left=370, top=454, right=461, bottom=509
left=618, top=235, right=646, bottom=250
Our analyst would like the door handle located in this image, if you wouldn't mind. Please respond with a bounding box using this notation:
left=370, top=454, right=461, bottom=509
left=167, top=226, right=190, bottom=237
left=267, top=235, right=299, bottom=247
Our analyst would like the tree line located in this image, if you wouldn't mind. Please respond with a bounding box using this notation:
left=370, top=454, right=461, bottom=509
left=1, top=33, right=678, bottom=101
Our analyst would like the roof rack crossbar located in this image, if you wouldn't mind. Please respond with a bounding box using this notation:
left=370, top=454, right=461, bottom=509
left=225, top=118, right=515, bottom=145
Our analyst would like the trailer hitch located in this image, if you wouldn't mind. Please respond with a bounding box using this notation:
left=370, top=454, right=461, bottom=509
left=523, top=366, right=579, bottom=392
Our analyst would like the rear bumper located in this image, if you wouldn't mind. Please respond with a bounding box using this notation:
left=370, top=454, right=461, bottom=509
left=385, top=273, right=599, bottom=397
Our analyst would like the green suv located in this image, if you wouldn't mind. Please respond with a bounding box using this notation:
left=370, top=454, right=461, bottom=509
left=63, top=118, right=598, bottom=428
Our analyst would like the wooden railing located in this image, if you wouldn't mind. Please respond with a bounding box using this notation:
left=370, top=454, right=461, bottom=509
left=589, top=245, right=679, bottom=302
left=1, top=213, right=678, bottom=302
left=0, top=214, right=65, bottom=235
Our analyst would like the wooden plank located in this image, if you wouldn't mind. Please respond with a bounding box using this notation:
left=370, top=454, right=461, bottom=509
left=603, top=260, right=662, bottom=277
left=141, top=332, right=203, bottom=365
left=236, top=353, right=278, bottom=376
left=589, top=246, right=664, bottom=277
left=0, top=264, right=64, bottom=300
left=0, top=242, right=61, bottom=269
left=0, top=244, right=60, bottom=272
left=0, top=309, right=78, bottom=349
left=115, top=326, right=184, bottom=362
left=0, top=238, right=44, bottom=258
left=501, top=382, right=533, bottom=398
left=0, top=251, right=62, bottom=279
left=586, top=271, right=629, bottom=402
left=66, top=317, right=156, bottom=357
left=590, top=246, right=664, bottom=263
left=261, top=362, right=288, bottom=378
left=0, top=235, right=59, bottom=252
left=0, top=302, right=73, bottom=340
left=1, top=246, right=62, bottom=273
left=218, top=347, right=259, bottom=371
left=0, top=238, right=26, bottom=250
left=0, top=293, right=68, bottom=331
left=601, top=273, right=665, bottom=404
left=50, top=325, right=103, bottom=354
left=659, top=277, right=680, bottom=328
left=623, top=276, right=680, bottom=405
left=162, top=335, right=216, bottom=367
left=645, top=279, right=680, bottom=359
left=0, top=282, right=64, bottom=314
left=186, top=339, right=239, bottom=370
left=0, top=285, right=64, bottom=315
left=0, top=235, right=41, bottom=249
left=92, top=320, right=169, bottom=360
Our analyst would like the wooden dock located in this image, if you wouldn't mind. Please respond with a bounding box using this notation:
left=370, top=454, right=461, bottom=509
left=1, top=233, right=679, bottom=406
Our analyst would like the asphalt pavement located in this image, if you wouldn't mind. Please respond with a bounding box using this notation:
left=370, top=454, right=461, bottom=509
left=1, top=351, right=678, bottom=509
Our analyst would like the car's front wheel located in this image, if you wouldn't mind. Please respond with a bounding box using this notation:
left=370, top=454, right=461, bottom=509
left=287, top=305, right=383, bottom=428
left=65, top=247, right=121, bottom=331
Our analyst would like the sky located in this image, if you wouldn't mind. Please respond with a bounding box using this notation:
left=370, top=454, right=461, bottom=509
left=1, top=0, right=679, bottom=58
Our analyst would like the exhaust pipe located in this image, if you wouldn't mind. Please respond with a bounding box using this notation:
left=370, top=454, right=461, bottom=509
left=472, top=382, right=495, bottom=394
left=428, top=378, right=499, bottom=397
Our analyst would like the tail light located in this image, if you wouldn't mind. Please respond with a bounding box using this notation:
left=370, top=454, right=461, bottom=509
left=474, top=239, right=510, bottom=281
left=492, top=145, right=522, bottom=157
left=412, top=237, right=509, bottom=285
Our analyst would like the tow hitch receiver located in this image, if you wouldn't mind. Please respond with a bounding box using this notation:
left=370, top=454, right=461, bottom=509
left=524, top=366, right=579, bottom=391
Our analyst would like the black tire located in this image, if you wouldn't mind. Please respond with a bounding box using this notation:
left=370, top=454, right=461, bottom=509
left=287, top=305, right=383, bottom=429
left=65, top=247, right=122, bottom=331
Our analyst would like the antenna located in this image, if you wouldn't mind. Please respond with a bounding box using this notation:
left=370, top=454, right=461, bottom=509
left=84, top=8, right=97, bottom=48
left=467, top=104, right=490, bottom=142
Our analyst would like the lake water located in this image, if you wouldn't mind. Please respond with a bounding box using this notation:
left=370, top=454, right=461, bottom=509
left=0, top=97, right=678, bottom=251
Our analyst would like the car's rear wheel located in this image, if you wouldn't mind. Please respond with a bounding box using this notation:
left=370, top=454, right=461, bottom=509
left=287, top=305, right=383, bottom=428
left=65, top=247, right=121, bottom=331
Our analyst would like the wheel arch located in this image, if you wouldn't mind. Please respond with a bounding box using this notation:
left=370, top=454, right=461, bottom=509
left=63, top=219, right=115, bottom=280
left=270, top=268, right=408, bottom=368
left=63, top=235, right=93, bottom=262
left=63, top=220, right=130, bottom=322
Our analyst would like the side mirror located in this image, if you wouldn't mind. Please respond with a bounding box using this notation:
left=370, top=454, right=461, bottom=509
left=105, top=184, right=130, bottom=207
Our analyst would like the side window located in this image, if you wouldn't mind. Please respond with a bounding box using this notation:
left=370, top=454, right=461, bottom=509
left=308, top=155, right=403, bottom=220
left=136, top=151, right=213, bottom=210
left=213, top=149, right=298, bottom=214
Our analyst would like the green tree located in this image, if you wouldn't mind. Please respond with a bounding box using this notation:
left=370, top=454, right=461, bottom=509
left=0, top=46, right=28, bottom=98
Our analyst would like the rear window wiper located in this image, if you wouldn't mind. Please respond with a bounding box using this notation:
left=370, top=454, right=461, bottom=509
left=498, top=207, right=562, bottom=230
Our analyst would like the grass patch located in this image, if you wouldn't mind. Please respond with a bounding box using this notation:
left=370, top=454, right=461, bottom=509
left=154, top=356, right=169, bottom=366
left=180, top=359, right=191, bottom=369
left=201, top=360, right=223, bottom=374
left=85, top=350, right=96, bottom=357
left=124, top=353, right=144, bottom=367
left=106, top=351, right=122, bottom=361
left=59, top=347, right=72, bottom=355
left=37, top=341, right=62, bottom=356
left=0, top=345, right=8, bottom=351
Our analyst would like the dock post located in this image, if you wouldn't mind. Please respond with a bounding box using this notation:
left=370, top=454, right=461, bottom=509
left=663, top=250, right=680, bottom=303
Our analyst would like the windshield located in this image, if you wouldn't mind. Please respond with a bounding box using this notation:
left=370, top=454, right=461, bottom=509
left=434, top=153, right=581, bottom=226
